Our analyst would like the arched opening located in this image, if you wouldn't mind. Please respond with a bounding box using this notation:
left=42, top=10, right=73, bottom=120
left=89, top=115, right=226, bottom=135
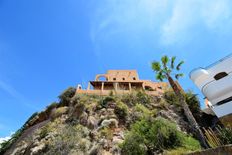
left=96, top=74, right=108, bottom=81
left=214, top=72, right=228, bottom=80
left=98, top=76, right=107, bottom=81
left=77, top=84, right=82, bottom=90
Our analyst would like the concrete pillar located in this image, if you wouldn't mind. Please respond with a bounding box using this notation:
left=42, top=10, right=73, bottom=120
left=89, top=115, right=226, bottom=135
left=87, top=82, right=91, bottom=90
left=129, top=83, right=132, bottom=92
left=142, top=83, right=145, bottom=90
left=116, top=82, right=118, bottom=91
left=101, top=82, right=104, bottom=91
left=114, top=82, right=118, bottom=91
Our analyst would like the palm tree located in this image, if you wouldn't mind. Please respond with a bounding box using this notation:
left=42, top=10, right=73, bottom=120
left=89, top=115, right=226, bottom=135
left=152, top=55, right=208, bottom=148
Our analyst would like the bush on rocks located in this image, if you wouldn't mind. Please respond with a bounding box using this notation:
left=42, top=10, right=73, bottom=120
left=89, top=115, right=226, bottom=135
left=51, top=107, right=69, bottom=120
left=114, top=101, right=128, bottom=121
left=58, top=87, right=76, bottom=107
left=121, top=117, right=200, bottom=154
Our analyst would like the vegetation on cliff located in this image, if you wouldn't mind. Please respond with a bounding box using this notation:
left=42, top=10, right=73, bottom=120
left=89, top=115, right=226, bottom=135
left=0, top=86, right=207, bottom=155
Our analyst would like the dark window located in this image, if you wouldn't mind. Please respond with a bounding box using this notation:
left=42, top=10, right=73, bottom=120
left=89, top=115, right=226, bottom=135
left=158, top=86, right=162, bottom=89
left=216, top=96, right=232, bottom=106
left=145, top=86, right=154, bottom=91
left=122, top=78, right=125, bottom=80
left=214, top=72, right=228, bottom=80
left=133, top=77, right=136, bottom=80
left=113, top=78, right=116, bottom=81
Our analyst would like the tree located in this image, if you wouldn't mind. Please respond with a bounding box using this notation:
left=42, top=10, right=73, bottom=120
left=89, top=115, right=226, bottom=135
left=151, top=55, right=208, bottom=148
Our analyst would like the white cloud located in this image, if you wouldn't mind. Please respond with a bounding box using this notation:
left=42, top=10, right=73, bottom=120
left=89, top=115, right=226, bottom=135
left=90, top=0, right=232, bottom=46
left=161, top=0, right=232, bottom=45
left=202, top=0, right=232, bottom=32
left=90, top=0, right=169, bottom=44
left=0, top=80, right=38, bottom=110
left=160, top=0, right=198, bottom=45
left=0, top=136, right=11, bottom=144
left=0, top=132, right=14, bottom=146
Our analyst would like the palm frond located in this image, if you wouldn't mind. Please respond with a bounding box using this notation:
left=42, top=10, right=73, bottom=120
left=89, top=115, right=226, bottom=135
left=175, top=73, right=184, bottom=79
left=156, top=71, right=165, bottom=81
left=176, top=61, right=184, bottom=71
left=171, top=56, right=176, bottom=69
left=151, top=61, right=161, bottom=72
left=161, top=55, right=169, bottom=67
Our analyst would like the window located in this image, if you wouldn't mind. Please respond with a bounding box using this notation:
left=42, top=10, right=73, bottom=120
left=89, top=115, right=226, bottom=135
left=133, top=77, right=136, bottom=80
left=122, top=78, right=125, bottom=80
left=216, top=96, right=232, bottom=106
left=145, top=86, right=154, bottom=91
left=113, top=78, right=116, bottom=81
left=158, top=86, right=162, bottom=89
left=214, top=72, right=228, bottom=80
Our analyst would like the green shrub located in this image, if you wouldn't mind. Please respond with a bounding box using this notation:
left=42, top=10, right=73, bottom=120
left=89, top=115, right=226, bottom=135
left=121, top=92, right=138, bottom=107
left=99, top=96, right=115, bottom=108
left=182, top=135, right=201, bottom=151
left=58, top=87, right=76, bottom=107
left=43, top=124, right=90, bottom=155
left=218, top=126, right=232, bottom=145
left=45, top=102, right=59, bottom=114
left=51, top=106, right=69, bottom=120
left=164, top=136, right=201, bottom=154
left=99, top=127, right=114, bottom=140
left=69, top=97, right=86, bottom=120
left=136, top=91, right=151, bottom=105
left=164, top=90, right=201, bottom=119
left=134, top=118, right=183, bottom=150
left=121, top=91, right=151, bottom=107
left=39, top=125, right=50, bottom=139
left=121, top=118, right=199, bottom=154
left=134, top=104, right=156, bottom=119
left=184, top=91, right=201, bottom=114
left=164, top=90, right=179, bottom=105
left=114, top=101, right=128, bottom=121
left=120, top=132, right=147, bottom=155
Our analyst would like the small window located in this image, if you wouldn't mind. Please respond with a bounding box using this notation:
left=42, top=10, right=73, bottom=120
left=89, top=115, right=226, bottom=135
left=145, top=86, right=154, bottom=91
left=216, top=96, right=232, bottom=106
left=214, top=72, right=228, bottom=80
left=122, top=78, right=125, bottom=80
left=158, top=86, right=162, bottom=89
left=113, top=78, right=116, bottom=81
left=133, top=77, right=136, bottom=80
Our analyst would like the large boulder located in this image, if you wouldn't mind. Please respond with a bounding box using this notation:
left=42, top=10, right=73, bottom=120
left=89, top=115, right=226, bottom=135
left=80, top=112, right=88, bottom=126
left=87, top=116, right=98, bottom=129
left=99, top=118, right=118, bottom=129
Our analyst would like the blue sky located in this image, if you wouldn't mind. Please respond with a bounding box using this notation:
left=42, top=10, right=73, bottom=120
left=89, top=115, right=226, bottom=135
left=0, top=0, right=232, bottom=138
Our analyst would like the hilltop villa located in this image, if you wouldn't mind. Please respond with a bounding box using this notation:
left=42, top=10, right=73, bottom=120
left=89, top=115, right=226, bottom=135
left=190, top=54, right=232, bottom=127
left=76, top=70, right=168, bottom=96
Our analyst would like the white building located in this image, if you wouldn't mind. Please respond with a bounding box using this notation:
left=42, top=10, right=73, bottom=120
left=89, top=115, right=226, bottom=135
left=190, top=54, right=232, bottom=127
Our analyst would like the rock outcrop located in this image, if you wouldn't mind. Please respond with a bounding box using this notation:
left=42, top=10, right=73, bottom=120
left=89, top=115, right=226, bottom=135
left=1, top=90, right=211, bottom=155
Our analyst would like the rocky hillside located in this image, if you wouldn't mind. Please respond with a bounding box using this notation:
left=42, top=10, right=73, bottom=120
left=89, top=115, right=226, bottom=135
left=1, top=87, right=213, bottom=155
